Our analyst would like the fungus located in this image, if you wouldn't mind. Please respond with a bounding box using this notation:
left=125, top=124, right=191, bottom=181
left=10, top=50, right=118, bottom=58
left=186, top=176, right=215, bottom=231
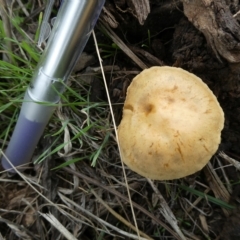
left=117, top=66, right=224, bottom=180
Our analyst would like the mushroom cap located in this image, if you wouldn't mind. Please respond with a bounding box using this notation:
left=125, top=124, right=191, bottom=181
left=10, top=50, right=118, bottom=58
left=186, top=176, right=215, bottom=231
left=117, top=66, right=224, bottom=180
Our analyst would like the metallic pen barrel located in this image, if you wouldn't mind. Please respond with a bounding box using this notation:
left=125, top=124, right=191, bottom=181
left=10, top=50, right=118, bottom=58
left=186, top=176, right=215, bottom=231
left=1, top=0, right=105, bottom=172
left=30, top=0, right=105, bottom=103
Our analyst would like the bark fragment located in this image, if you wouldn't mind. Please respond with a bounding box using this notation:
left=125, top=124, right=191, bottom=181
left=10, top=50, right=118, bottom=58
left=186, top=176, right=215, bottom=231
left=110, top=0, right=150, bottom=25
left=182, top=0, right=240, bottom=63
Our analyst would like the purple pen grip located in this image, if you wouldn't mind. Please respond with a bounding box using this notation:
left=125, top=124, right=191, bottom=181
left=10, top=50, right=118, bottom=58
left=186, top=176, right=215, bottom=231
left=1, top=114, right=46, bottom=172
left=1, top=91, right=55, bottom=172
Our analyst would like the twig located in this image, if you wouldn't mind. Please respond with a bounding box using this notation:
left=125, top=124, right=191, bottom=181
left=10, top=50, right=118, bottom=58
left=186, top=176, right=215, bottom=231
left=89, top=184, right=154, bottom=240
left=39, top=212, right=78, bottom=240
left=63, top=166, right=183, bottom=240
left=0, top=216, right=39, bottom=239
left=147, top=178, right=187, bottom=240
left=219, top=151, right=240, bottom=170
left=16, top=0, right=29, bottom=17
left=93, top=30, right=141, bottom=239
left=204, top=161, right=231, bottom=217
left=100, top=22, right=148, bottom=70
left=58, top=192, right=149, bottom=240
left=0, top=150, right=77, bottom=239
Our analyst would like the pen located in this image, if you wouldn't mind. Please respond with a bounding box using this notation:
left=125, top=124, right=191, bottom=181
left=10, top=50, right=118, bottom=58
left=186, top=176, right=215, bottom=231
left=1, top=0, right=105, bottom=172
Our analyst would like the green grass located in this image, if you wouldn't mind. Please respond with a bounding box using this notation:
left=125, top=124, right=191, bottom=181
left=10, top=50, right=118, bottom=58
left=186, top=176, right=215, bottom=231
left=0, top=10, right=110, bottom=170
left=97, top=42, right=119, bottom=58
left=180, top=185, right=235, bottom=210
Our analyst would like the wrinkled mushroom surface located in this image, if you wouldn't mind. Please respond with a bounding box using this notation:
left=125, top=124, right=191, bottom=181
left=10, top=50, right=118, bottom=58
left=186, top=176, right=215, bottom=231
left=118, top=66, right=224, bottom=180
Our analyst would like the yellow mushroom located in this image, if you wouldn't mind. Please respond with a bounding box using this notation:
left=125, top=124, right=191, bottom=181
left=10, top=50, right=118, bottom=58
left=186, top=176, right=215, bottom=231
left=118, top=66, right=224, bottom=180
